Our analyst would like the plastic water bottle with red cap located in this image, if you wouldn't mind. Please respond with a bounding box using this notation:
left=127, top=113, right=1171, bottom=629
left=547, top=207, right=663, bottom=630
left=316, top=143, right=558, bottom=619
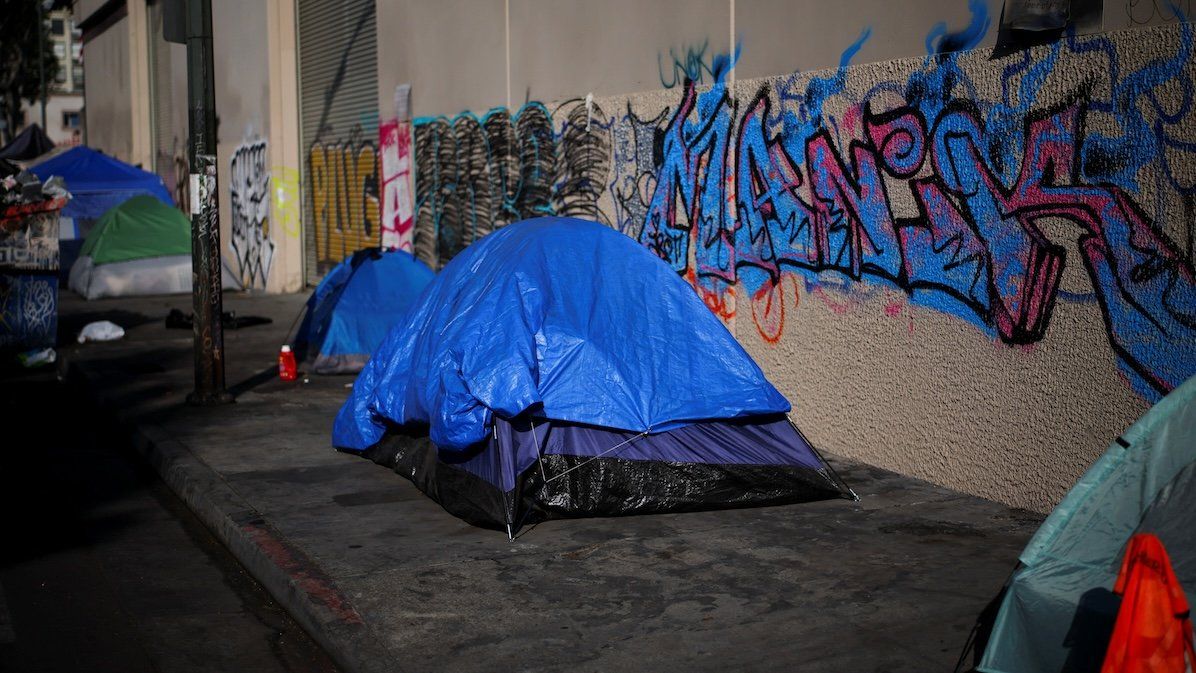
left=278, top=345, right=297, bottom=381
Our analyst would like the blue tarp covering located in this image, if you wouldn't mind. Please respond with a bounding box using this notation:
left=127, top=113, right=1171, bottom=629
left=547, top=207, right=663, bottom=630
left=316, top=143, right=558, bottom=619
left=334, top=217, right=791, bottom=452
left=31, top=147, right=173, bottom=219
left=295, top=248, right=435, bottom=374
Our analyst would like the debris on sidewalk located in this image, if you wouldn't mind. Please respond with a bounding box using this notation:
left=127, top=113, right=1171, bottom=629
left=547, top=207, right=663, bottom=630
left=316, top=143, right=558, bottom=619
left=17, top=347, right=56, bottom=368
left=165, top=307, right=273, bottom=330
left=77, top=320, right=125, bottom=343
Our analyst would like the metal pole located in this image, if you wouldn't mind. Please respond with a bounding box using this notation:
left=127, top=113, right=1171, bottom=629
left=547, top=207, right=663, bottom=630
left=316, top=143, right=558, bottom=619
left=184, top=0, right=232, bottom=405
left=38, top=2, right=47, bottom=130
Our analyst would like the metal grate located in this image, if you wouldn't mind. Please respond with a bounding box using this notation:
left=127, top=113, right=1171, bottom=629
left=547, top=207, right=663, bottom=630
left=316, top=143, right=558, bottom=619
left=297, top=0, right=379, bottom=285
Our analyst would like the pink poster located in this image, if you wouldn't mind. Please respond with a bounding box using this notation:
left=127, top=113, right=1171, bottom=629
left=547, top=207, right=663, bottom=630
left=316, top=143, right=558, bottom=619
left=379, top=119, right=414, bottom=251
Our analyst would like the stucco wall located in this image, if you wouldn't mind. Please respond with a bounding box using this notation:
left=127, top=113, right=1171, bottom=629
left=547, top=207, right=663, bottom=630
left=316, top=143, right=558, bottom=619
left=719, top=27, right=1192, bottom=510
left=404, top=18, right=1196, bottom=512
left=81, top=16, right=133, bottom=163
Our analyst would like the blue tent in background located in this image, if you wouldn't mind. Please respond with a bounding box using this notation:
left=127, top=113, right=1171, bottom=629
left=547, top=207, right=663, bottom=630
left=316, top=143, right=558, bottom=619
left=0, top=124, right=55, bottom=161
left=295, top=248, right=434, bottom=374
left=334, top=217, right=854, bottom=536
left=31, top=146, right=173, bottom=220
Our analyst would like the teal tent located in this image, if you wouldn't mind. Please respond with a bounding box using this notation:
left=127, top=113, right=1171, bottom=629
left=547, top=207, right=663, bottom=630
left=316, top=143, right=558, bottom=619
left=966, top=376, right=1196, bottom=672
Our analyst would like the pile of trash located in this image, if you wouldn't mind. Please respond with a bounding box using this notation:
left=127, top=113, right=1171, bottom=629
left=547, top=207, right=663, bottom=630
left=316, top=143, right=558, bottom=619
left=1, top=157, right=71, bottom=369
left=1, top=159, right=70, bottom=209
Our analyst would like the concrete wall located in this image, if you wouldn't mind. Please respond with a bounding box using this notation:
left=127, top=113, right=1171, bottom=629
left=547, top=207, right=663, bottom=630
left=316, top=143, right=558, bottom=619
left=213, top=0, right=273, bottom=290
left=82, top=0, right=303, bottom=293
left=509, top=0, right=731, bottom=104
left=375, top=0, right=506, bottom=119
left=211, top=0, right=304, bottom=293
left=81, top=15, right=134, bottom=163
left=402, top=14, right=1196, bottom=512
left=376, top=0, right=1011, bottom=118
left=734, top=0, right=1000, bottom=79
left=74, top=0, right=110, bottom=21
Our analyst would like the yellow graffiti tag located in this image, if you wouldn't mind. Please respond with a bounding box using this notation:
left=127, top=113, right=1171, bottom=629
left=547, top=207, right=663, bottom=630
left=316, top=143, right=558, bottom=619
left=272, top=166, right=301, bottom=239
left=310, top=142, right=379, bottom=265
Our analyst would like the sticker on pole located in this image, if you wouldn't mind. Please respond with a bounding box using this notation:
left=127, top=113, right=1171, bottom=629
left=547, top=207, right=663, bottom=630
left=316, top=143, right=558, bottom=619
left=189, top=174, right=202, bottom=215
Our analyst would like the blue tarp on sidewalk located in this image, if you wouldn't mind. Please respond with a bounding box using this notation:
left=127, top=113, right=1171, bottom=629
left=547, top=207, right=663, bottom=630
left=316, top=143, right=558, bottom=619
left=334, top=217, right=791, bottom=452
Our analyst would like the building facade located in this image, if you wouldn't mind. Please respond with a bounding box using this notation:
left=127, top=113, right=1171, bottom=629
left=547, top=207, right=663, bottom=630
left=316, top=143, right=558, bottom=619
left=74, top=0, right=1196, bottom=513
left=76, top=0, right=303, bottom=292
left=15, top=7, right=84, bottom=147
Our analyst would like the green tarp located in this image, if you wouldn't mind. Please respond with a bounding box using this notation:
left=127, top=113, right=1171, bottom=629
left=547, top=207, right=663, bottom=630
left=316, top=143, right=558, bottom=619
left=978, top=376, right=1196, bottom=672
left=79, top=195, right=191, bottom=265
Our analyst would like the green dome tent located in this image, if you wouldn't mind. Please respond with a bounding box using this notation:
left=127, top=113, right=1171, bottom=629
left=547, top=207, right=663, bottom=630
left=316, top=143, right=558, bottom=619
left=68, top=195, right=240, bottom=299
left=961, top=375, right=1196, bottom=672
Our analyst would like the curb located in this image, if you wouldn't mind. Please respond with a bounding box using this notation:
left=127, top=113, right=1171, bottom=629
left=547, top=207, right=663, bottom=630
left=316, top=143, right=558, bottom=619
left=62, top=356, right=405, bottom=673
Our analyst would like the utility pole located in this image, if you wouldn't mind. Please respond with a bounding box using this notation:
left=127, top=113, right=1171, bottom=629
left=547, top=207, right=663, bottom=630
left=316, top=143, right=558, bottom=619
left=38, top=1, right=48, bottom=129
left=183, top=0, right=232, bottom=405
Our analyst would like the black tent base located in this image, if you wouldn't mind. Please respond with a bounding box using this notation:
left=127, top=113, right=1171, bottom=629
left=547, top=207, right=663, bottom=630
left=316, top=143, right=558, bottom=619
left=353, top=425, right=854, bottom=536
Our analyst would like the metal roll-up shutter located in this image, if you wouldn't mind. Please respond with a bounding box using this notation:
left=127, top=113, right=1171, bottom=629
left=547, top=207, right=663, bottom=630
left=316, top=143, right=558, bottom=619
left=297, top=0, right=379, bottom=285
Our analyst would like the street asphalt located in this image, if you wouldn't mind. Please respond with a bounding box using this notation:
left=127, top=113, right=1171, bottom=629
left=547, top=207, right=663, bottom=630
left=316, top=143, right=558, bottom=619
left=0, top=367, right=340, bottom=673
left=44, top=289, right=1042, bottom=673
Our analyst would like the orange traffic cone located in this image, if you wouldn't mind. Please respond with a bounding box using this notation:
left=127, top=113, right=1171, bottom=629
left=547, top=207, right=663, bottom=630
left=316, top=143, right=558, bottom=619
left=1101, top=534, right=1195, bottom=673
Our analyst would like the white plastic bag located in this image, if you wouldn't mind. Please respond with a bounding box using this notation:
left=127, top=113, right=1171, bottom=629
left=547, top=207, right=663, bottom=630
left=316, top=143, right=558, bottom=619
left=77, top=320, right=125, bottom=343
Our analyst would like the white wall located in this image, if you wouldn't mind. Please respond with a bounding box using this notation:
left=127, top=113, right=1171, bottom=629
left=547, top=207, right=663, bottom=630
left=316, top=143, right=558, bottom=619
left=81, top=15, right=134, bottom=163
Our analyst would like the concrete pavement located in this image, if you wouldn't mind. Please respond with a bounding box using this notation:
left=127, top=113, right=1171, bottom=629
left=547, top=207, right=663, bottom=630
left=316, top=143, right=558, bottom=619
left=53, top=290, right=1041, bottom=673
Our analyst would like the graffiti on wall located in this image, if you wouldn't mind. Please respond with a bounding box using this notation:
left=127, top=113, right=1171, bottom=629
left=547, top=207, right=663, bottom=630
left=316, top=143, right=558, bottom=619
left=411, top=97, right=612, bottom=267
left=658, top=40, right=740, bottom=90
left=0, top=275, right=56, bottom=351
left=229, top=140, right=274, bottom=289
left=272, top=165, right=301, bottom=239
left=393, top=14, right=1195, bottom=402
left=1124, top=0, right=1193, bottom=25
left=308, top=130, right=379, bottom=268
left=379, top=119, right=415, bottom=252
left=613, top=19, right=1195, bottom=401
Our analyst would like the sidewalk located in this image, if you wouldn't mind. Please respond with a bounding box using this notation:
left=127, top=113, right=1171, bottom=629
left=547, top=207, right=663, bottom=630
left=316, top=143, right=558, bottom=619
left=55, top=290, right=1041, bottom=673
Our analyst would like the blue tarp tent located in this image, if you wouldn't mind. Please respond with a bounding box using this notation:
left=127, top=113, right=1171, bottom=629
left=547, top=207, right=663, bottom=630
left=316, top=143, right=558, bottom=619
left=294, top=248, right=435, bottom=374
left=334, top=217, right=853, bottom=535
left=31, top=146, right=173, bottom=220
